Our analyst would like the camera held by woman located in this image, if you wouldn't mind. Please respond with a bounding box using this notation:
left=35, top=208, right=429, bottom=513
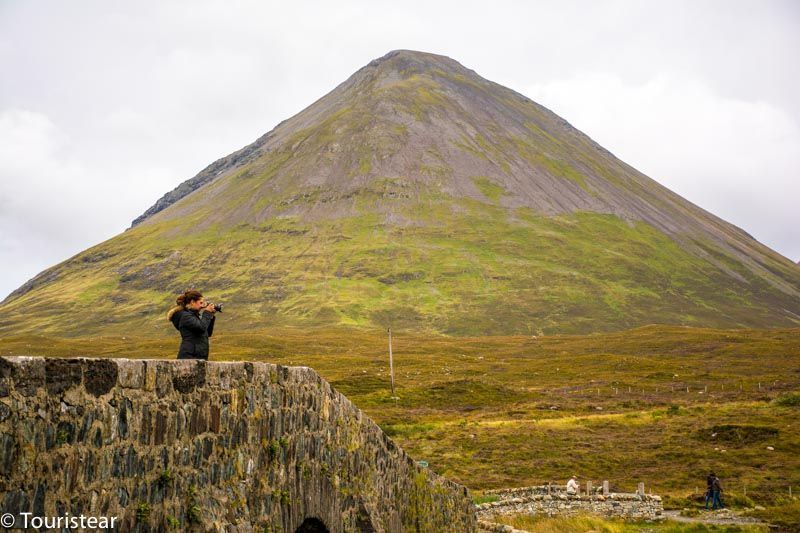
left=167, top=289, right=221, bottom=360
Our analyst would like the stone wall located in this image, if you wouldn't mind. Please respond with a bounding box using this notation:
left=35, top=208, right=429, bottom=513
left=476, top=485, right=663, bottom=531
left=0, top=357, right=476, bottom=532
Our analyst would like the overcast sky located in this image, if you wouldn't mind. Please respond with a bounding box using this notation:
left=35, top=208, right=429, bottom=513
left=1, top=0, right=798, bottom=301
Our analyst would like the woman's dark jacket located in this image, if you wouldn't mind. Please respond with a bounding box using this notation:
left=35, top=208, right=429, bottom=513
left=170, top=309, right=215, bottom=360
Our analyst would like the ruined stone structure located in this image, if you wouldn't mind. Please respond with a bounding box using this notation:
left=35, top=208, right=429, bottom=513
left=0, top=357, right=476, bottom=532
left=476, top=485, right=663, bottom=530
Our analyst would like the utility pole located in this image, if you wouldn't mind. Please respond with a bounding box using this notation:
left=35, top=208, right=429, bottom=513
left=388, top=328, right=396, bottom=398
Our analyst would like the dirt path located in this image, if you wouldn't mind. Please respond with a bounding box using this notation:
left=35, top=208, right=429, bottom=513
left=662, top=509, right=771, bottom=528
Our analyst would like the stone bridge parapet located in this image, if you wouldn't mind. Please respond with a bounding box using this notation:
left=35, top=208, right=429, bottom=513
left=0, top=357, right=476, bottom=532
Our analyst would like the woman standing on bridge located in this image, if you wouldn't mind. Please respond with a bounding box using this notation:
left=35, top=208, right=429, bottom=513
left=167, top=290, right=217, bottom=360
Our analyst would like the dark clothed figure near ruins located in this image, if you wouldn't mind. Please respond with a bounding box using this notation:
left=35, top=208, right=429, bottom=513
left=705, top=472, right=715, bottom=509
left=167, top=290, right=216, bottom=360
left=711, top=475, right=724, bottom=510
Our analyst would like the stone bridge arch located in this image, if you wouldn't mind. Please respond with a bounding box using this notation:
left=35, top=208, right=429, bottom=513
left=296, top=516, right=330, bottom=532
left=0, top=357, right=476, bottom=531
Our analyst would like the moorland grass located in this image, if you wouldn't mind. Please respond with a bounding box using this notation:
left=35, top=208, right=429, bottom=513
left=492, top=513, right=769, bottom=532
left=2, top=325, right=797, bottom=526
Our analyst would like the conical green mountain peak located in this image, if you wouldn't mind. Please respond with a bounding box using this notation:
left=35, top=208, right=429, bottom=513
left=4, top=50, right=799, bottom=336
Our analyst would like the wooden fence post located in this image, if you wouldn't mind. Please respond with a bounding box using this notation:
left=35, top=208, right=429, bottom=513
left=388, top=328, right=396, bottom=398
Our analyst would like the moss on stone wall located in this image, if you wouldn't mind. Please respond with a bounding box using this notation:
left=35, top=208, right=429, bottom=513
left=0, top=357, right=476, bottom=532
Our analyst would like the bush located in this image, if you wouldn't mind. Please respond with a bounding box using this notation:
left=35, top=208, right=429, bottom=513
left=266, top=440, right=280, bottom=462
left=773, top=393, right=800, bottom=407
left=187, top=504, right=202, bottom=525
left=157, top=468, right=173, bottom=489
left=135, top=502, right=151, bottom=523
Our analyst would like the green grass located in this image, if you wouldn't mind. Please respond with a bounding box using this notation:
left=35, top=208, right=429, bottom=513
left=471, top=176, right=507, bottom=203
left=2, top=325, right=798, bottom=528
left=492, top=513, right=768, bottom=532
left=773, top=393, right=800, bottom=407
left=472, top=493, right=499, bottom=505
left=746, top=498, right=800, bottom=531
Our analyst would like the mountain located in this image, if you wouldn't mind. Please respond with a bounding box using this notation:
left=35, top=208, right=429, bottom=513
left=3, top=50, right=799, bottom=337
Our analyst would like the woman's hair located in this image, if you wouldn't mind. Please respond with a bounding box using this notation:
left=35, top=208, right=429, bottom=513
left=167, top=289, right=203, bottom=320
left=176, top=290, right=203, bottom=307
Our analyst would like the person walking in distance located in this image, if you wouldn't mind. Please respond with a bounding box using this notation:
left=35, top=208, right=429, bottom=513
left=705, top=471, right=715, bottom=509
left=711, top=474, right=724, bottom=510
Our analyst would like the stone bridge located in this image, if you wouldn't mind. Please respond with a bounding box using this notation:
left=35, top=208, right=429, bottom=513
left=0, top=357, right=476, bottom=532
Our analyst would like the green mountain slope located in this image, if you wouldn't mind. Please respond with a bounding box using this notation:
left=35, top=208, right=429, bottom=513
left=3, top=50, right=799, bottom=336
